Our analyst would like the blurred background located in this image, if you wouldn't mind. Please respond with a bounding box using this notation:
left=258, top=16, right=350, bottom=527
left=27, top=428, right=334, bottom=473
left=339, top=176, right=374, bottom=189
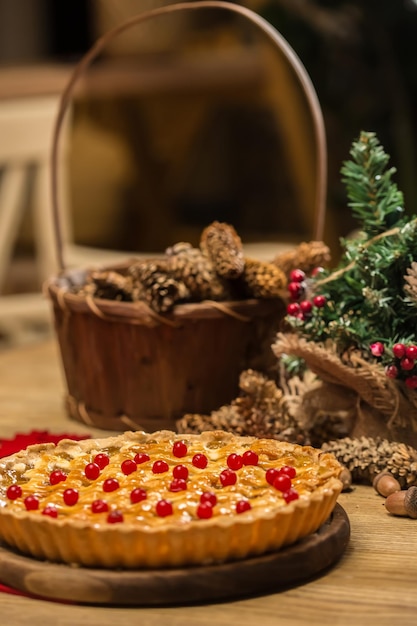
left=0, top=0, right=416, bottom=343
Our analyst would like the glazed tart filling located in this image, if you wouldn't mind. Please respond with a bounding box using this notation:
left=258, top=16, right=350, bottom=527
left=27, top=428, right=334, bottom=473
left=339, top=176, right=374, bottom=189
left=0, top=430, right=343, bottom=568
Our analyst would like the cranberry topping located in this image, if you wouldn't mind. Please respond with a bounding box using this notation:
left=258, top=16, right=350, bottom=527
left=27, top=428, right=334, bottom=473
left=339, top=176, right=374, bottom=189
left=279, top=465, right=296, bottom=479
left=227, top=454, right=243, bottom=471
left=197, top=502, right=213, bottom=519
left=49, top=470, right=67, bottom=485
left=283, top=488, right=299, bottom=503
left=6, top=484, right=22, bottom=500
left=156, top=499, right=173, bottom=517
left=152, top=460, right=169, bottom=474
left=94, top=453, right=110, bottom=469
left=265, top=468, right=280, bottom=485
left=24, top=495, right=39, bottom=511
left=172, top=464, right=189, bottom=480
left=273, top=474, right=292, bottom=493
left=130, top=488, right=147, bottom=504
left=42, top=505, right=58, bottom=518
left=242, top=450, right=259, bottom=466
left=220, top=469, right=237, bottom=487
left=63, top=488, right=79, bottom=506
left=172, top=441, right=188, bottom=458
left=236, top=500, right=251, bottom=514
left=121, top=459, right=137, bottom=475
left=200, top=492, right=217, bottom=507
left=91, top=499, right=109, bottom=514
left=134, top=452, right=150, bottom=464
left=169, top=478, right=187, bottom=492
left=107, top=510, right=124, bottom=524
left=84, top=462, right=101, bottom=481
left=192, top=453, right=208, bottom=469
left=103, top=477, right=120, bottom=492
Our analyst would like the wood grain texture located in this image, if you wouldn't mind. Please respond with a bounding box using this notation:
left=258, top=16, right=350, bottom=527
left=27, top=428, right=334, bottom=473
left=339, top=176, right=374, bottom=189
left=0, top=504, right=349, bottom=606
left=48, top=276, right=285, bottom=432
left=1, top=340, right=417, bottom=625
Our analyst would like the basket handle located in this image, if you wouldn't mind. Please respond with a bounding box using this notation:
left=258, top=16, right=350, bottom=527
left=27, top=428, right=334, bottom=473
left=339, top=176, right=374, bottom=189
left=51, top=0, right=327, bottom=271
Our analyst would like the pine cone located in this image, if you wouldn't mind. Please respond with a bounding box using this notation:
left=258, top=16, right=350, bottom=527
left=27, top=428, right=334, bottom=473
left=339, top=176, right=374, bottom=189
left=200, top=221, right=244, bottom=279
left=79, top=270, right=134, bottom=301
left=177, top=404, right=249, bottom=436
left=129, top=260, right=189, bottom=313
left=404, top=261, right=417, bottom=304
left=273, top=241, right=331, bottom=276
left=240, top=258, right=287, bottom=298
left=166, top=242, right=229, bottom=300
left=177, top=369, right=309, bottom=443
left=322, top=436, right=417, bottom=488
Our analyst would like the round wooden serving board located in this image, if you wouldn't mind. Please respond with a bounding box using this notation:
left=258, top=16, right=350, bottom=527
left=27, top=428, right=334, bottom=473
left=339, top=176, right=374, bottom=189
left=0, top=504, right=349, bottom=606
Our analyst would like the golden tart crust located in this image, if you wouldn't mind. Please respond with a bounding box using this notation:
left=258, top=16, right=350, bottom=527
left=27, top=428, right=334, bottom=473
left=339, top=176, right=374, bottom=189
left=0, top=430, right=343, bottom=569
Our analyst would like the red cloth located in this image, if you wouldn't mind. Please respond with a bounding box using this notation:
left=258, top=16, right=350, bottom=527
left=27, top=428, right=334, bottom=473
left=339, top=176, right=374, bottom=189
left=0, top=430, right=90, bottom=600
left=0, top=429, right=90, bottom=458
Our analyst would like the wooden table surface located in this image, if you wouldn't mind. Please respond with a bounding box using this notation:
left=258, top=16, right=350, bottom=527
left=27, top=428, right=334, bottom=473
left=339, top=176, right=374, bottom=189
left=0, top=338, right=416, bottom=625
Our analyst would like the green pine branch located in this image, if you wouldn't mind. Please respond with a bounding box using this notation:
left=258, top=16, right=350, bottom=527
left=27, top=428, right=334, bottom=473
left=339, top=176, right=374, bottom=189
left=340, top=131, right=405, bottom=236
left=286, top=131, right=417, bottom=363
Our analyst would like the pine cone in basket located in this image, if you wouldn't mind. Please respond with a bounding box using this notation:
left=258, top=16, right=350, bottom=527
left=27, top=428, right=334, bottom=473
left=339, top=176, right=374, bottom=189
left=272, top=241, right=331, bottom=276
left=239, top=258, right=287, bottom=298
left=129, top=259, right=190, bottom=313
left=166, top=242, right=230, bottom=301
left=68, top=221, right=331, bottom=314
left=200, top=221, right=244, bottom=279
left=78, top=270, right=135, bottom=302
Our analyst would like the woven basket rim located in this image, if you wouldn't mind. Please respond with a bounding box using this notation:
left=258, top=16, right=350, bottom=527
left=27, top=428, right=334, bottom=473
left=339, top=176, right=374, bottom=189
left=45, top=265, right=287, bottom=325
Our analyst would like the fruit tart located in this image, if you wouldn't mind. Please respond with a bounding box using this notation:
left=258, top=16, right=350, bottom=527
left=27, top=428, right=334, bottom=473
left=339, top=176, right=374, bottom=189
left=0, top=430, right=343, bottom=569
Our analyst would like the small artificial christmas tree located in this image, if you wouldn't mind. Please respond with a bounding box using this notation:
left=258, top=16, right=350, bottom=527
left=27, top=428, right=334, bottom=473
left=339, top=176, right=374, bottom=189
left=273, top=131, right=417, bottom=446
left=284, top=131, right=417, bottom=384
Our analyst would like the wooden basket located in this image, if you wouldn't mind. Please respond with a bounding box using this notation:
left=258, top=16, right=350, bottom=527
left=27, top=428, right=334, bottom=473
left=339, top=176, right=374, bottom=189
left=45, top=1, right=328, bottom=433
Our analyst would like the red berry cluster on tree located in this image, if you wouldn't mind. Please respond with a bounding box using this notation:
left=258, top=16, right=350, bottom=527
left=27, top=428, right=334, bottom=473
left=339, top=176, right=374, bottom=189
left=371, top=341, right=417, bottom=387
left=286, top=268, right=327, bottom=321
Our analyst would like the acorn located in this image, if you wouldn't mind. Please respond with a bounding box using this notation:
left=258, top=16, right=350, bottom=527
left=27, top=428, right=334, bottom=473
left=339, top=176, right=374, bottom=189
left=373, top=471, right=401, bottom=497
left=385, top=486, right=417, bottom=518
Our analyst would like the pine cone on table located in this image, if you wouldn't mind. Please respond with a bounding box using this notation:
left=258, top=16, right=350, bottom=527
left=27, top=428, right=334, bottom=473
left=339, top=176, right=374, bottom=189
left=177, top=369, right=309, bottom=444
left=321, top=436, right=417, bottom=488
